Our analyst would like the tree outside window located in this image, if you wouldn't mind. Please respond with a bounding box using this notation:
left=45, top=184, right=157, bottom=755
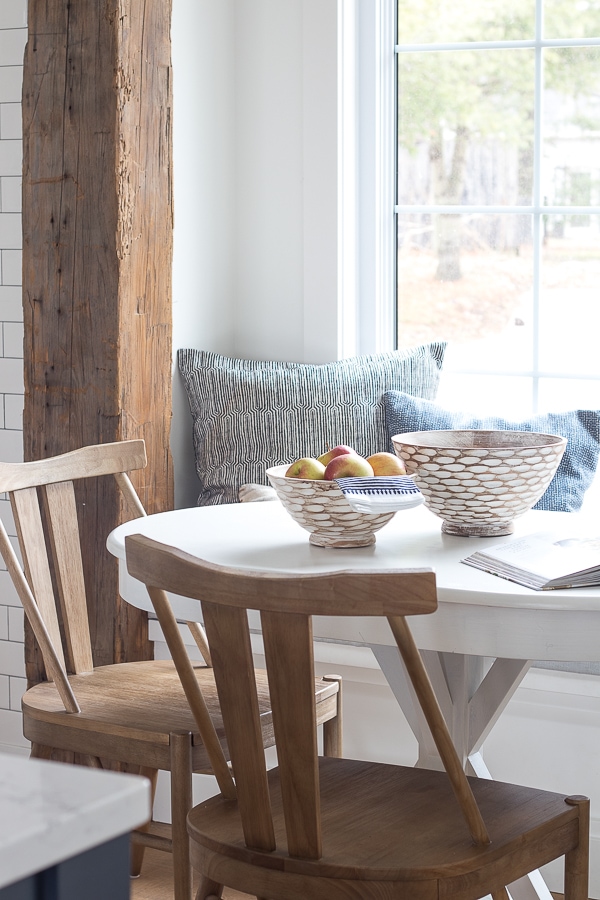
left=396, top=0, right=600, bottom=415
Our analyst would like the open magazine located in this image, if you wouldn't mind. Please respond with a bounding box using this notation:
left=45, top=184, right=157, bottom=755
left=461, top=531, right=600, bottom=590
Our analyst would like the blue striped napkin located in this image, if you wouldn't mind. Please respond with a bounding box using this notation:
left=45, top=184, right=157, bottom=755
left=334, top=476, right=423, bottom=514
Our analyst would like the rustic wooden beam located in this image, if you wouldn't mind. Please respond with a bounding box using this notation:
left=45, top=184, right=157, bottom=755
left=22, top=0, right=174, bottom=683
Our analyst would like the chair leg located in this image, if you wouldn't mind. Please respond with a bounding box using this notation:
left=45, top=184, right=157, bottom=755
left=130, top=767, right=159, bottom=877
left=564, top=795, right=590, bottom=900
left=30, top=742, right=53, bottom=760
left=322, top=674, right=342, bottom=758
left=195, top=877, right=223, bottom=899
left=75, top=753, right=103, bottom=768
left=171, top=732, right=194, bottom=900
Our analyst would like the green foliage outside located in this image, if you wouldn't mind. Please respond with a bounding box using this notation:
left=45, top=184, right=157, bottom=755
left=398, top=0, right=600, bottom=279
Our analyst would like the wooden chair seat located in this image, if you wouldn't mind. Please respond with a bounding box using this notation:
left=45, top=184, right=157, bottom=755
left=124, top=533, right=590, bottom=900
left=0, top=439, right=342, bottom=900
left=22, top=660, right=338, bottom=771
left=189, top=757, right=582, bottom=898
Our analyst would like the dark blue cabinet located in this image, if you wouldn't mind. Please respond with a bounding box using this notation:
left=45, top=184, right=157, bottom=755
left=0, top=835, right=130, bottom=900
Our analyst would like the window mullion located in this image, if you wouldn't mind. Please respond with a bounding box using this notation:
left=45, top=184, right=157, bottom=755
left=531, top=0, right=544, bottom=410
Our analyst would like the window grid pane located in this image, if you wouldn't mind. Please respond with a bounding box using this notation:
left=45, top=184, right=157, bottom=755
left=396, top=0, right=600, bottom=414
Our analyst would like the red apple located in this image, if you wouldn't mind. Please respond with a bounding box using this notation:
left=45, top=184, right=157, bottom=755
left=366, top=451, right=407, bottom=477
left=324, top=454, right=374, bottom=480
left=317, top=444, right=356, bottom=466
left=285, top=457, right=326, bottom=479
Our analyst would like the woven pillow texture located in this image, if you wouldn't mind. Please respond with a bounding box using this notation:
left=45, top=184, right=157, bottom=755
left=178, top=344, right=446, bottom=506
left=383, top=390, right=600, bottom=512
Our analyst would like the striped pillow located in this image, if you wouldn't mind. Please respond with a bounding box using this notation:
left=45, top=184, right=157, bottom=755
left=178, top=344, right=446, bottom=506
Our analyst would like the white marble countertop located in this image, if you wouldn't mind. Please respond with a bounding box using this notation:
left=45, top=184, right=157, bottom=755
left=0, top=752, right=151, bottom=889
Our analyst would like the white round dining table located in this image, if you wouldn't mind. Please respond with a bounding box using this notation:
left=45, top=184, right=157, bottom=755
left=108, top=499, right=600, bottom=900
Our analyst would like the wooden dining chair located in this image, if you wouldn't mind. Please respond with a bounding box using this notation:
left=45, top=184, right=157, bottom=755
left=125, top=531, right=590, bottom=900
left=0, top=440, right=341, bottom=900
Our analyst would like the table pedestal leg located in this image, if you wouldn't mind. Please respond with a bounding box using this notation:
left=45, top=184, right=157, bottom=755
left=369, top=645, right=552, bottom=900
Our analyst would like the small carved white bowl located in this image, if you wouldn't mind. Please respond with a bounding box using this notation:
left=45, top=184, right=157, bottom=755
left=266, top=465, right=396, bottom=548
left=391, top=430, right=567, bottom=537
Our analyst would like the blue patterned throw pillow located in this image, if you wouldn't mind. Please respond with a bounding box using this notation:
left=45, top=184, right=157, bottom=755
left=383, top=391, right=600, bottom=512
left=178, top=344, right=446, bottom=506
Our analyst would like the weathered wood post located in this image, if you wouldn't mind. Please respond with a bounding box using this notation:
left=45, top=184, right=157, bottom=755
left=21, top=0, right=174, bottom=683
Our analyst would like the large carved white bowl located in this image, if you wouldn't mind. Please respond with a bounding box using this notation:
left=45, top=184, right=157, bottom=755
left=391, top=430, right=567, bottom=537
left=266, top=465, right=395, bottom=548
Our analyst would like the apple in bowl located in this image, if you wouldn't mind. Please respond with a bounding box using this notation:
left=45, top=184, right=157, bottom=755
left=317, top=444, right=355, bottom=466
left=285, top=457, right=326, bottom=479
left=285, top=447, right=406, bottom=481
left=366, top=451, right=406, bottom=477
left=285, top=450, right=375, bottom=481
left=323, top=454, right=374, bottom=480
left=285, top=445, right=381, bottom=481
left=266, top=463, right=396, bottom=548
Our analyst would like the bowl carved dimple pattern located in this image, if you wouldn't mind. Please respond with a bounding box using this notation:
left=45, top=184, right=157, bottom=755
left=392, top=431, right=566, bottom=536
left=266, top=465, right=395, bottom=548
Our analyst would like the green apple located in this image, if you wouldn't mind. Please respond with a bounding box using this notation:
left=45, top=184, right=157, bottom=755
left=317, top=444, right=356, bottom=466
left=324, top=454, right=374, bottom=480
left=285, top=457, right=326, bottom=479
left=366, top=451, right=407, bottom=476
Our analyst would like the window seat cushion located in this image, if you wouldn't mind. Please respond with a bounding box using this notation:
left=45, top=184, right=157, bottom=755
left=533, top=660, right=600, bottom=675
left=178, top=344, right=446, bottom=506
left=383, top=391, right=600, bottom=512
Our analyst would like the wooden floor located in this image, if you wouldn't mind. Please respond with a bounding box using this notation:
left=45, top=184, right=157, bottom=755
left=130, top=852, right=567, bottom=900
left=130, top=848, right=252, bottom=899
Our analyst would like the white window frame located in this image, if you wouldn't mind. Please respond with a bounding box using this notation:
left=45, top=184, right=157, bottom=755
left=339, top=0, right=398, bottom=358
left=394, top=5, right=600, bottom=411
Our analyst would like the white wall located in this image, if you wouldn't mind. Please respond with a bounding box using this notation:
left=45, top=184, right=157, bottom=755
left=170, top=0, right=341, bottom=508
left=171, top=0, right=237, bottom=508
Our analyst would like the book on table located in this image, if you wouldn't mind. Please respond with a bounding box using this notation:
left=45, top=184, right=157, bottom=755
left=461, top=531, right=600, bottom=590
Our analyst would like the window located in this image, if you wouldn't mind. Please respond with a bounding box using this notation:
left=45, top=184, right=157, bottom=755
left=395, top=0, right=600, bottom=417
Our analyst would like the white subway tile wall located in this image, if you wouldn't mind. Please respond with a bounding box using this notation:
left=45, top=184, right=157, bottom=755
left=1, top=177, right=22, bottom=212
left=0, top=4, right=26, bottom=751
left=0, top=28, right=27, bottom=66
left=0, top=675, right=8, bottom=709
left=0, top=140, right=22, bottom=175
left=0, top=104, right=22, bottom=139
left=4, top=393, right=22, bottom=430
left=2, top=249, right=22, bottom=284
left=0, top=286, right=24, bottom=320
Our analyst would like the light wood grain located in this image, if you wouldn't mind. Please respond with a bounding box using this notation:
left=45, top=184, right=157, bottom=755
left=125, top=533, right=438, bottom=618
left=388, top=614, right=490, bottom=846
left=260, top=610, right=321, bottom=859
left=0, top=509, right=78, bottom=712
left=202, top=602, right=275, bottom=853
left=0, top=443, right=186, bottom=900
left=128, top=534, right=590, bottom=900
left=12, top=488, right=66, bottom=671
left=147, top=588, right=234, bottom=799
left=170, top=732, right=193, bottom=900
left=2, top=441, right=340, bottom=900
left=43, top=481, right=94, bottom=674
left=0, top=443, right=147, bottom=493
left=185, top=621, right=212, bottom=668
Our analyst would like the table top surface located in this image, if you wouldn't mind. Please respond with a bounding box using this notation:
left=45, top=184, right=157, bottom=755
left=108, top=500, right=600, bottom=612
left=108, top=500, right=600, bottom=660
